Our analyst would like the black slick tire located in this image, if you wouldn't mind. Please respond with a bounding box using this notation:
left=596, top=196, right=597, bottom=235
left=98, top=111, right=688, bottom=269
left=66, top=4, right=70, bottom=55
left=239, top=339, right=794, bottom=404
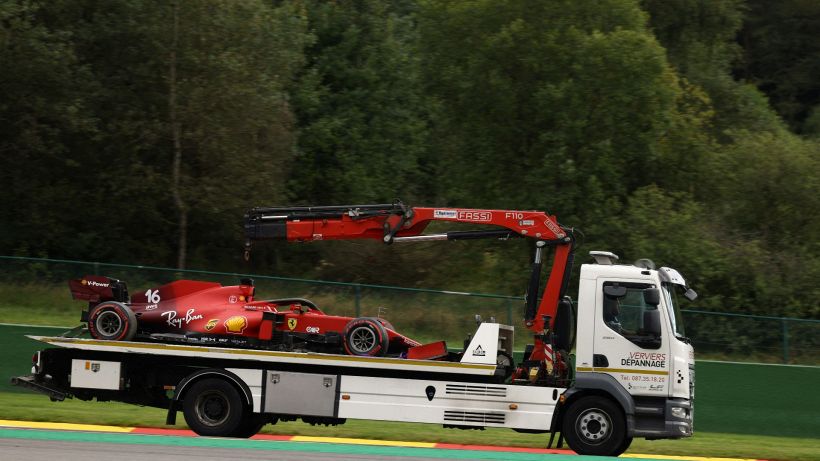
left=343, top=317, right=388, bottom=357
left=87, top=301, right=137, bottom=341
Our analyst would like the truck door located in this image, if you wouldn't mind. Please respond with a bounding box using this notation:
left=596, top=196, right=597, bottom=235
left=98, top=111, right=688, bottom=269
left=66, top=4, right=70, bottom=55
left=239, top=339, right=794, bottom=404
left=592, top=280, right=671, bottom=397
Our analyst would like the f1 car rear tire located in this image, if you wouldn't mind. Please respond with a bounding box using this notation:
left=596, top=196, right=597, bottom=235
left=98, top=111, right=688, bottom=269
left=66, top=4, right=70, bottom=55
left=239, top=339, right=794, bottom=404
left=183, top=378, right=246, bottom=437
left=343, top=317, right=388, bottom=357
left=88, top=301, right=137, bottom=341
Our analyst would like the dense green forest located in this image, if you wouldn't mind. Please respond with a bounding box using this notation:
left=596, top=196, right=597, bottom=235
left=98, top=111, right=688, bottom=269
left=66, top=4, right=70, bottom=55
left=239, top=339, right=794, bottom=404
left=1, top=0, right=818, bottom=319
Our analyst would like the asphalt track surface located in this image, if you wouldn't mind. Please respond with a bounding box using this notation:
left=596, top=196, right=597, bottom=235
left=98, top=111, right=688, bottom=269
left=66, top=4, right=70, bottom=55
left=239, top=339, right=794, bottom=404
left=0, top=428, right=583, bottom=461
left=1, top=438, right=439, bottom=461
left=0, top=421, right=761, bottom=461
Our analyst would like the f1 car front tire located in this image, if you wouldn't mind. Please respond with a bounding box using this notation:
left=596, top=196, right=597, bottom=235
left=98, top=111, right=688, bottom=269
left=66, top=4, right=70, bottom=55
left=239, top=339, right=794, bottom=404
left=87, top=301, right=137, bottom=341
left=343, top=317, right=388, bottom=357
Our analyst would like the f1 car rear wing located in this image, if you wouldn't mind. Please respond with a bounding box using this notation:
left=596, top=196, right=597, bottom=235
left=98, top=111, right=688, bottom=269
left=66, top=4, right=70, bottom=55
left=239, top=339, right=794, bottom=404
left=68, top=275, right=129, bottom=305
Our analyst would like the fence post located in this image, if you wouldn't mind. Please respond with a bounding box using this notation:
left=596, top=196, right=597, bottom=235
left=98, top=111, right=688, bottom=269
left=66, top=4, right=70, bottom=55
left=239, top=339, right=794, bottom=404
left=506, top=299, right=513, bottom=325
left=781, top=318, right=789, bottom=364
left=354, top=284, right=362, bottom=317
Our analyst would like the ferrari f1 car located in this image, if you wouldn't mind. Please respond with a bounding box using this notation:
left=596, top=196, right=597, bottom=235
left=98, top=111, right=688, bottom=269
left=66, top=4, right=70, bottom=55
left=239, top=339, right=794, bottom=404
left=69, top=275, right=422, bottom=357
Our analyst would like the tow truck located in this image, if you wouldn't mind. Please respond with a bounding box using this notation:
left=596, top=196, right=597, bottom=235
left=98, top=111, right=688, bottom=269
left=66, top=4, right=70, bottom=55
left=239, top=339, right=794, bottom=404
left=12, top=202, right=697, bottom=457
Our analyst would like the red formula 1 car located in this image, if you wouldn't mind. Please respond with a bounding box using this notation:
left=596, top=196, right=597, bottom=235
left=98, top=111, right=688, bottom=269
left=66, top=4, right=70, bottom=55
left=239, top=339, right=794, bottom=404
left=68, top=275, right=423, bottom=357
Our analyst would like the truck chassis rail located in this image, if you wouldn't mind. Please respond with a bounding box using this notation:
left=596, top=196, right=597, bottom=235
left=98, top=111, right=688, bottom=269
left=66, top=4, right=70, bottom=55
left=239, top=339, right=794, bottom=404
left=10, top=375, right=68, bottom=402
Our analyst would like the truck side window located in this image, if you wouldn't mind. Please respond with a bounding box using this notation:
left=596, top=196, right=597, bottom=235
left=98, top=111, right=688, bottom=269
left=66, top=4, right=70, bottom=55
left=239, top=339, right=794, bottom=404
left=602, top=282, right=660, bottom=350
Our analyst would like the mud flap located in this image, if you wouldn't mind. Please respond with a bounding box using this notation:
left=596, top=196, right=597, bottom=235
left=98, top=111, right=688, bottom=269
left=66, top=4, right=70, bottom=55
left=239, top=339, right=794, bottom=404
left=166, top=399, right=177, bottom=425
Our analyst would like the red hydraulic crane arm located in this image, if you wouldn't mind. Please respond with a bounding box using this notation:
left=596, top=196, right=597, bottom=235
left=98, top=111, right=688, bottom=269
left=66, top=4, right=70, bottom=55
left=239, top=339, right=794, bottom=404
left=245, top=203, right=566, bottom=242
left=244, top=202, right=574, bottom=332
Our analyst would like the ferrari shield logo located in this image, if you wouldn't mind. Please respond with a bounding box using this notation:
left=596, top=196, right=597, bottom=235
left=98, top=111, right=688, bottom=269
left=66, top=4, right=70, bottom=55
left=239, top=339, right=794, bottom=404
left=288, top=318, right=297, bottom=331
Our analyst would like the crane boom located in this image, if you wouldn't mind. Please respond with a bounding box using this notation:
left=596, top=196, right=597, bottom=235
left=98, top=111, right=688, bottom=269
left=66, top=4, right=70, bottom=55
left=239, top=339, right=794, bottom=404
left=244, top=201, right=576, bottom=333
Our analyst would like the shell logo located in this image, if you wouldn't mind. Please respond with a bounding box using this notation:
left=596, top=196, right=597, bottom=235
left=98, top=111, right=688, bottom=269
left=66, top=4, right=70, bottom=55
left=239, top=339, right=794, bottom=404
left=224, top=316, right=248, bottom=334
left=81, top=280, right=88, bottom=285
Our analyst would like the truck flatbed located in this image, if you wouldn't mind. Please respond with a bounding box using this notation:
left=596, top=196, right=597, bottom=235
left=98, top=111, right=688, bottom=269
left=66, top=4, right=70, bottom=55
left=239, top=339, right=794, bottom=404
left=28, top=336, right=499, bottom=377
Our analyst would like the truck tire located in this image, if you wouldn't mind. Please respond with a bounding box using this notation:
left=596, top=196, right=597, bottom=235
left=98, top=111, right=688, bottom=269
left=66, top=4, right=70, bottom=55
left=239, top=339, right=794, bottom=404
left=343, top=317, right=388, bottom=356
left=231, top=414, right=268, bottom=438
left=616, top=434, right=634, bottom=455
left=88, top=301, right=137, bottom=341
left=183, top=378, right=246, bottom=437
left=562, top=395, right=630, bottom=457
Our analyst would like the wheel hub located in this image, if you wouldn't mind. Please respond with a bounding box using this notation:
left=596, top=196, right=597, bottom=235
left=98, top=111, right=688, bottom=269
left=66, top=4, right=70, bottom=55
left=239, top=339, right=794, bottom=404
left=577, top=408, right=611, bottom=444
left=350, top=326, right=376, bottom=353
left=196, top=391, right=229, bottom=427
left=96, top=311, right=122, bottom=336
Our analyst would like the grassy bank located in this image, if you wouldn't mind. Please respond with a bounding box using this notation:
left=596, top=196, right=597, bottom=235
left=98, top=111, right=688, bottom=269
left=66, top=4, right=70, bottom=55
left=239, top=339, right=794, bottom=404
left=0, top=283, right=77, bottom=326
left=0, top=392, right=816, bottom=460
left=0, top=280, right=516, bottom=347
left=2, top=281, right=817, bottom=364
left=2, top=282, right=818, bottom=459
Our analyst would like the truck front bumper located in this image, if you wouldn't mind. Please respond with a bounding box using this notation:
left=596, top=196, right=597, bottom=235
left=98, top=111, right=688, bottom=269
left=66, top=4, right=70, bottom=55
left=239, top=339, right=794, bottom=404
left=632, top=397, right=692, bottom=439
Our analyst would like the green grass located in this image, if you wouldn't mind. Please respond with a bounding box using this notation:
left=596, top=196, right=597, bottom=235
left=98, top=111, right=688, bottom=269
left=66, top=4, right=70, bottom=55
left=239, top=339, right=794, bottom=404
left=0, top=281, right=511, bottom=346
left=2, top=282, right=819, bottom=459
left=1, top=392, right=817, bottom=460
left=1, top=281, right=815, bottom=364
left=0, top=283, right=80, bottom=326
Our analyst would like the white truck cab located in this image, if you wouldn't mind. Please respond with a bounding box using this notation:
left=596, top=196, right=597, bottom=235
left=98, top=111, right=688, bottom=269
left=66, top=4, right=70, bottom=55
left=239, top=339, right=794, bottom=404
left=572, top=254, right=695, bottom=441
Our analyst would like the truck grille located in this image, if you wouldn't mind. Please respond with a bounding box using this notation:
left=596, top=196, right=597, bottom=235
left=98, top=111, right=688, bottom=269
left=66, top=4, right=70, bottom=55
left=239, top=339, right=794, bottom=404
left=445, top=384, right=507, bottom=397
left=443, top=410, right=505, bottom=424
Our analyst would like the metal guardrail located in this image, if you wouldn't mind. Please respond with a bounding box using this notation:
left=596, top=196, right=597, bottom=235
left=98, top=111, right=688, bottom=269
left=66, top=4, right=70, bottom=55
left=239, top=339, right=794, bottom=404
left=1, top=255, right=817, bottom=364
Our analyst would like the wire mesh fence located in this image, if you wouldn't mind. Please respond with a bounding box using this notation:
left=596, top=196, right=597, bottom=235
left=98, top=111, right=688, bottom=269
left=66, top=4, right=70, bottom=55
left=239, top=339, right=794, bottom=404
left=0, top=256, right=817, bottom=364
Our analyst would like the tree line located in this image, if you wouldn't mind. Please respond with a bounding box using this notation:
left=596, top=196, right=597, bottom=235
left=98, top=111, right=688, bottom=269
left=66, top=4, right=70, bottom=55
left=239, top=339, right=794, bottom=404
left=1, top=0, right=818, bottom=319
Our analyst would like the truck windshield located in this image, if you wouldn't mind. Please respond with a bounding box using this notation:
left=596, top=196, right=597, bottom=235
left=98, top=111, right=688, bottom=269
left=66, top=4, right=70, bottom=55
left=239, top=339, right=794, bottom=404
left=662, top=283, right=686, bottom=339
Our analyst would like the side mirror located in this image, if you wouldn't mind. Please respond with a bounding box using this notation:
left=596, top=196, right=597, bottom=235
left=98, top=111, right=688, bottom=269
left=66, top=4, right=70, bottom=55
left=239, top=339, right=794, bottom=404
left=643, top=309, right=661, bottom=338
left=643, top=288, right=660, bottom=306
left=604, top=285, right=627, bottom=298
left=684, top=288, right=698, bottom=301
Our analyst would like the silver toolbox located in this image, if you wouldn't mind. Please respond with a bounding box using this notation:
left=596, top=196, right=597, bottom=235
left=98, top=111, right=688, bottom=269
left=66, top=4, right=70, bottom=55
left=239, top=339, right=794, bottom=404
left=264, top=371, right=338, bottom=416
left=70, top=359, right=122, bottom=390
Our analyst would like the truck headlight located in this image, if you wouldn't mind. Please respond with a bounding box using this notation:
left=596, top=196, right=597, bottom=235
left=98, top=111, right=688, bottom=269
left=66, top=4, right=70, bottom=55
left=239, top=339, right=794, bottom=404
left=671, top=406, right=687, bottom=419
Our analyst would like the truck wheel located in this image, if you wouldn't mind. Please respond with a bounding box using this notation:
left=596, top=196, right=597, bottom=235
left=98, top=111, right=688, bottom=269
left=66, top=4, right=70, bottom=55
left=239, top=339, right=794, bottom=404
left=616, top=434, right=634, bottom=454
left=183, top=378, right=246, bottom=437
left=562, top=396, right=629, bottom=457
left=231, top=414, right=268, bottom=438
left=88, top=301, right=137, bottom=341
left=343, top=317, right=388, bottom=356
